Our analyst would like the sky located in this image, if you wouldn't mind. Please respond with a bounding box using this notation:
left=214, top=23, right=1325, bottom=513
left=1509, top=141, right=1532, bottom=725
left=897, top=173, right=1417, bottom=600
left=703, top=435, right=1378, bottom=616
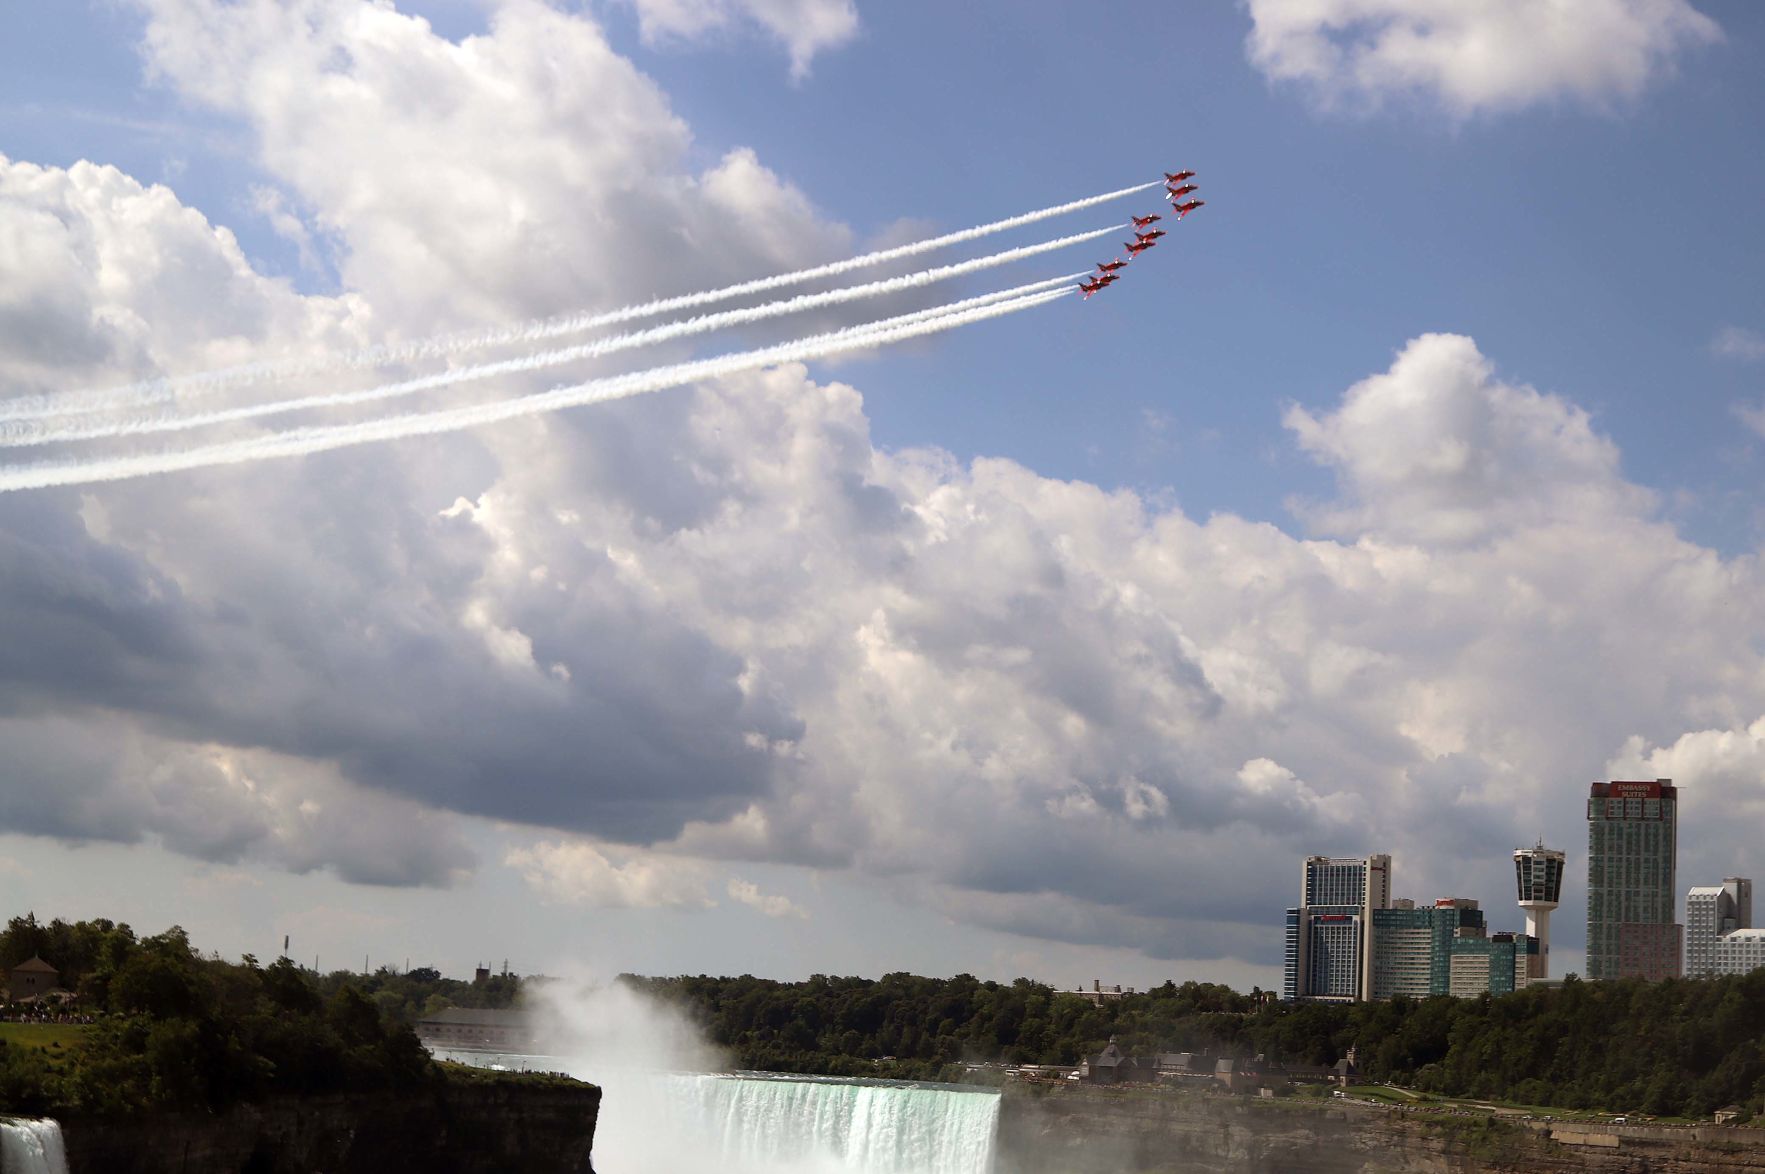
left=1, top=0, right=1764, bottom=994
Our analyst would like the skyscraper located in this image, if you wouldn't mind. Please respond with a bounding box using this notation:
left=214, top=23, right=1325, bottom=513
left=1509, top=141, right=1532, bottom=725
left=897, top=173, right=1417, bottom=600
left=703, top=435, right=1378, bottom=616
left=1586, top=779, right=1681, bottom=981
left=1686, top=878, right=1753, bottom=977
left=1283, top=854, right=1391, bottom=1002
left=1514, top=843, right=1565, bottom=979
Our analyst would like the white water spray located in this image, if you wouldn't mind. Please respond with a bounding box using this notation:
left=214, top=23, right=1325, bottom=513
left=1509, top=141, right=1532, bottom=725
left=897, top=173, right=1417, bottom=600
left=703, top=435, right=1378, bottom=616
left=0, top=228, right=1106, bottom=447
left=454, top=981, right=999, bottom=1174
left=0, top=282, right=1067, bottom=492
left=2, top=180, right=1159, bottom=424
left=0, top=1119, right=69, bottom=1174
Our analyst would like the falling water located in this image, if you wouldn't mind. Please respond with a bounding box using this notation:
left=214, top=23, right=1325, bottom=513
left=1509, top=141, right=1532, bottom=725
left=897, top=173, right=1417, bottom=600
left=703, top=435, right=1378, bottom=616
left=0, top=1118, right=69, bottom=1174
left=432, top=1051, right=1000, bottom=1174
left=614, top=1072, right=999, bottom=1174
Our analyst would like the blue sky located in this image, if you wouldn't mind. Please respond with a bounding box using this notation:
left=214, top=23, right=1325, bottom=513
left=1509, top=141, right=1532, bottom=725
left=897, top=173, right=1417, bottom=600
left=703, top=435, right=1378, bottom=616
left=10, top=1, right=1763, bottom=543
left=2, top=0, right=1765, bottom=993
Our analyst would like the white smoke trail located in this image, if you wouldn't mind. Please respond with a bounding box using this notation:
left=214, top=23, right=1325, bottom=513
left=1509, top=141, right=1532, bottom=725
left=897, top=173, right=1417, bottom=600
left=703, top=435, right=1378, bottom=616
left=1, top=180, right=1158, bottom=424
left=0, top=226, right=1112, bottom=447
left=0, top=284, right=1069, bottom=493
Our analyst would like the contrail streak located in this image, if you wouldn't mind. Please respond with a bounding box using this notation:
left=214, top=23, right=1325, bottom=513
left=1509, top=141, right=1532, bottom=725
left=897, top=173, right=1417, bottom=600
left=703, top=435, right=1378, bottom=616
left=0, top=285, right=1068, bottom=493
left=1, top=180, right=1159, bottom=424
left=0, top=227, right=1111, bottom=447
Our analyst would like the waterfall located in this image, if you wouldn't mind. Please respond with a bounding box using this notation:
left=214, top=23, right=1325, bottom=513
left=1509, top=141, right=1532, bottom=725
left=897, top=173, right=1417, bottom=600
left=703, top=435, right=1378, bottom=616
left=625, top=1073, right=1001, bottom=1174
left=430, top=1049, right=999, bottom=1174
left=0, top=1119, right=69, bottom=1174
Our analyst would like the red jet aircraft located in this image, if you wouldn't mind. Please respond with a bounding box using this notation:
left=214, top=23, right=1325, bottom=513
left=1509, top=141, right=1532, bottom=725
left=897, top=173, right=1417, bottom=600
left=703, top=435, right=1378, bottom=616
left=1124, top=238, right=1157, bottom=256
left=1131, top=214, right=1162, bottom=228
left=1096, top=259, right=1128, bottom=273
left=1166, top=184, right=1198, bottom=200
left=1171, top=199, right=1205, bottom=219
left=1165, top=171, right=1195, bottom=183
left=1135, top=228, right=1167, bottom=242
left=1078, top=277, right=1113, bottom=299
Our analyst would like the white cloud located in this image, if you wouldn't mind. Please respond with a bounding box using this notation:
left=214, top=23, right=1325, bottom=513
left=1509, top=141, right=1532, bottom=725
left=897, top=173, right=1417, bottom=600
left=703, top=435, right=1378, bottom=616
left=507, top=839, right=714, bottom=909
left=620, top=0, right=859, bottom=80
left=1714, top=325, right=1765, bottom=362
left=727, top=876, right=808, bottom=919
left=1243, top=0, right=1721, bottom=117
left=0, top=153, right=368, bottom=396
left=1283, top=332, right=1652, bottom=545
left=1, top=0, right=845, bottom=888
left=1606, top=718, right=1765, bottom=879
left=131, top=0, right=851, bottom=334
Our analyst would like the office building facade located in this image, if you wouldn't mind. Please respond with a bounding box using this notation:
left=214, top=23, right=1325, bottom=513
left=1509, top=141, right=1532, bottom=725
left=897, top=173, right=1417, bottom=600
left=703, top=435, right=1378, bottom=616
left=1283, top=855, right=1391, bottom=1002
left=1712, top=928, right=1765, bottom=977
left=1687, top=878, right=1754, bottom=977
left=1371, top=899, right=1485, bottom=999
left=1448, top=932, right=1538, bottom=997
left=1586, top=779, right=1680, bottom=980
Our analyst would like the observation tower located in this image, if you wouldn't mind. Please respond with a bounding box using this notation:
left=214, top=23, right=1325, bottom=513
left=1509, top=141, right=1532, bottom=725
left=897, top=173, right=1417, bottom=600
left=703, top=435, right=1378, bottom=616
left=1514, top=842, right=1565, bottom=979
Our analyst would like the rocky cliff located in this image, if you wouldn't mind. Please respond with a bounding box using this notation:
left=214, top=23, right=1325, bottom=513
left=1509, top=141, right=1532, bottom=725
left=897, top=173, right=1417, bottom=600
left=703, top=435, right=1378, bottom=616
left=992, top=1084, right=1765, bottom=1174
left=57, top=1078, right=599, bottom=1174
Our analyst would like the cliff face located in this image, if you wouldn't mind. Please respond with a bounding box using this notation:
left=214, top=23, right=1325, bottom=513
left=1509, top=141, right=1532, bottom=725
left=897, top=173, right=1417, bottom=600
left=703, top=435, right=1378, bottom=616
left=993, top=1084, right=1765, bottom=1174
left=57, top=1079, right=599, bottom=1174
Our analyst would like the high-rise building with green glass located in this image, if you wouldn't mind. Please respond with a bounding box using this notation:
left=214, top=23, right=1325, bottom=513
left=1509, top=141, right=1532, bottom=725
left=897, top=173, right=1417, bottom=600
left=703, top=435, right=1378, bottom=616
left=1586, top=779, right=1680, bottom=981
left=1370, top=899, right=1484, bottom=999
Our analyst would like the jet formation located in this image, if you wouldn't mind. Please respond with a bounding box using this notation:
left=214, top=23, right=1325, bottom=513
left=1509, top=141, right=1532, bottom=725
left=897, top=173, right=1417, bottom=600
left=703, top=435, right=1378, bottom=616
left=1079, top=167, right=1205, bottom=300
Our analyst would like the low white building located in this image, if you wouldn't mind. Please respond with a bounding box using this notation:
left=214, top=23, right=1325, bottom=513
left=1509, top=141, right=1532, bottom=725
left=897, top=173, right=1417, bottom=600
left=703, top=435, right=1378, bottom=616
left=1712, top=928, right=1765, bottom=977
left=1687, top=878, right=1754, bottom=977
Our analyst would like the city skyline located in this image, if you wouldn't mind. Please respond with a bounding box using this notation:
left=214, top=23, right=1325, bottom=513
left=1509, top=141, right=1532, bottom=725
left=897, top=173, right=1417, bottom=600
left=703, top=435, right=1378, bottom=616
left=1283, top=851, right=1544, bottom=1003
left=1282, top=774, right=1765, bottom=996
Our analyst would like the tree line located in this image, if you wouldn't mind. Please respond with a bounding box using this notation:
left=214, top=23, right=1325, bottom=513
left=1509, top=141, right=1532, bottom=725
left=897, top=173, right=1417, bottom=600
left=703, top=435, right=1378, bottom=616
left=1, top=912, right=520, bottom=1028
left=633, top=969, right=1765, bottom=1119
left=0, top=915, right=439, bottom=1116
left=11, top=909, right=1762, bottom=1120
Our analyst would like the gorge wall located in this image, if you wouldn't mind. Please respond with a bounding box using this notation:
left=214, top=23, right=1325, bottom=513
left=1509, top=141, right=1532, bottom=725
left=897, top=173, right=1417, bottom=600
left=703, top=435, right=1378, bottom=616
left=993, top=1084, right=1765, bottom=1174
left=55, top=1078, right=598, bottom=1174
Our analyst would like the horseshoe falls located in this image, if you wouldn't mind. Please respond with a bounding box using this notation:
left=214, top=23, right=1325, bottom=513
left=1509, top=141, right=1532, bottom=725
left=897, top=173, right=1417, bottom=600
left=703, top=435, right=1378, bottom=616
left=432, top=1050, right=999, bottom=1174
left=604, top=1072, right=1001, bottom=1174
left=0, top=1119, right=69, bottom=1174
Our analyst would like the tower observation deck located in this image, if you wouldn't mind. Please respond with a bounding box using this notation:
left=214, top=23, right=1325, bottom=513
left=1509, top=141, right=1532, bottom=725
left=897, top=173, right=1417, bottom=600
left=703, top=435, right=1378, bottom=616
left=1515, top=843, right=1566, bottom=979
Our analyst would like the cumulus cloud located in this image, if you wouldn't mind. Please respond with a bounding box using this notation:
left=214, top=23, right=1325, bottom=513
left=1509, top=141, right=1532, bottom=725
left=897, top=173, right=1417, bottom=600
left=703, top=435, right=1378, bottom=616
left=2, top=0, right=846, bottom=884
left=1243, top=0, right=1721, bottom=117
left=619, top=0, right=859, bottom=79
left=15, top=310, right=1765, bottom=960
left=1283, top=332, right=1653, bottom=545
left=507, top=839, right=714, bottom=909
left=0, top=153, right=367, bottom=396
left=1606, top=718, right=1765, bottom=879
left=130, top=0, right=852, bottom=333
